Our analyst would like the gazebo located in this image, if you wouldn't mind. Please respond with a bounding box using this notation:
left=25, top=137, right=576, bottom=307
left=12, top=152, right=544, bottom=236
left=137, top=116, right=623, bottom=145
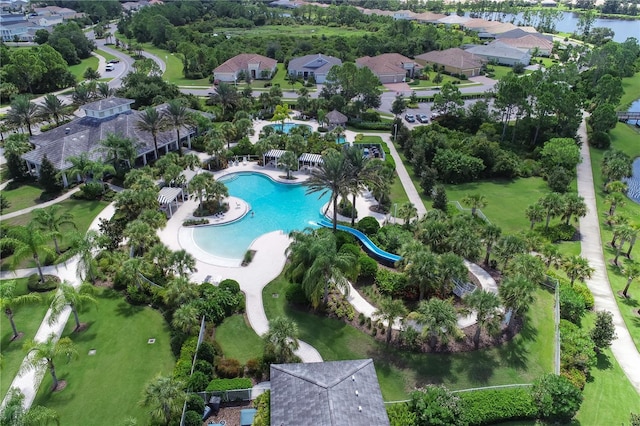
left=298, top=153, right=323, bottom=172
left=158, top=186, right=184, bottom=217
left=326, top=109, right=348, bottom=130
left=263, top=149, right=287, bottom=167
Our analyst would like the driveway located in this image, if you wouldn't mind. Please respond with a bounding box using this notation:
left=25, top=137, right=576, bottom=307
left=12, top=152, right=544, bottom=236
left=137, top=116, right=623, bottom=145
left=384, top=82, right=412, bottom=94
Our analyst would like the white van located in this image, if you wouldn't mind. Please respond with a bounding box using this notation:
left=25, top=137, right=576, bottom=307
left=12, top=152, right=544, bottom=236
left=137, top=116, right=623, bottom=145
left=105, top=64, right=115, bottom=72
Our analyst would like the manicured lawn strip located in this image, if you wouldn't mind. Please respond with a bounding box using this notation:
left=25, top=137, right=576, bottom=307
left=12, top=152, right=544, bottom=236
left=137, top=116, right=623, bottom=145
left=619, top=71, right=640, bottom=110
left=589, top=123, right=640, bottom=350
left=0, top=278, right=51, bottom=400
left=269, top=64, right=306, bottom=91
left=1, top=183, right=47, bottom=213
left=68, top=56, right=99, bottom=82
left=32, top=289, right=174, bottom=426
left=215, top=314, right=263, bottom=364
left=263, top=275, right=554, bottom=400
left=140, top=43, right=210, bottom=87
left=95, top=49, right=117, bottom=62
left=408, top=72, right=462, bottom=88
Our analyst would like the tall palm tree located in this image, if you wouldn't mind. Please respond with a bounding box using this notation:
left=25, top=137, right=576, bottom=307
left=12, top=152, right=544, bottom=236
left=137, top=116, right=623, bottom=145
left=0, top=280, right=41, bottom=340
left=219, top=121, right=237, bottom=150
left=464, top=289, right=501, bottom=349
left=136, top=107, right=166, bottom=160
left=263, top=316, right=300, bottom=364
left=96, top=82, right=113, bottom=99
left=410, top=298, right=459, bottom=348
left=539, top=193, right=564, bottom=229
left=47, top=282, right=97, bottom=331
left=279, top=151, right=298, bottom=179
left=374, top=297, right=408, bottom=345
left=621, top=261, right=640, bottom=298
left=21, top=333, right=78, bottom=391
left=525, top=203, right=545, bottom=230
left=65, top=153, right=94, bottom=183
left=168, top=249, right=197, bottom=277
left=162, top=277, right=199, bottom=309
left=626, top=224, right=639, bottom=259
left=397, top=202, right=418, bottom=229
left=436, top=252, right=467, bottom=298
left=400, top=242, right=438, bottom=301
left=209, top=82, right=239, bottom=120
left=163, top=99, right=192, bottom=155
left=481, top=223, right=502, bottom=267
left=188, top=173, right=215, bottom=215
left=6, top=95, right=39, bottom=136
left=613, top=224, right=635, bottom=265
left=140, top=375, right=186, bottom=426
left=0, top=387, right=60, bottom=425
left=562, top=255, right=594, bottom=286
left=494, top=234, right=527, bottom=271
left=39, top=94, right=68, bottom=127
left=205, top=130, right=226, bottom=169
left=462, top=194, right=488, bottom=217
left=100, top=133, right=137, bottom=173
left=343, top=145, right=382, bottom=226
left=124, top=220, right=159, bottom=257
left=499, top=275, right=537, bottom=328
left=71, top=83, right=93, bottom=106
left=560, top=193, right=587, bottom=225
left=67, top=230, right=100, bottom=284
left=541, top=243, right=563, bottom=269
left=304, top=150, right=349, bottom=232
left=32, top=205, right=76, bottom=255
left=2, top=223, right=56, bottom=283
left=171, top=303, right=199, bottom=334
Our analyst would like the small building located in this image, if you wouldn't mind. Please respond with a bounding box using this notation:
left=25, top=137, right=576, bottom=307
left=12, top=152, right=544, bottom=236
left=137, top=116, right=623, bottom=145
left=287, top=53, right=342, bottom=84
left=356, top=53, right=421, bottom=84
left=437, top=14, right=470, bottom=26
left=270, top=359, right=389, bottom=426
left=498, top=34, right=554, bottom=56
left=415, top=48, right=486, bottom=78
left=465, top=41, right=531, bottom=66
left=326, top=109, right=348, bottom=130
left=213, top=53, right=277, bottom=83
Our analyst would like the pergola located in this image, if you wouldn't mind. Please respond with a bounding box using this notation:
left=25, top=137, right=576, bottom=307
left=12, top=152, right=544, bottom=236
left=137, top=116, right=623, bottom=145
left=158, top=186, right=184, bottom=217
left=263, top=149, right=287, bottom=167
left=298, top=153, right=323, bottom=170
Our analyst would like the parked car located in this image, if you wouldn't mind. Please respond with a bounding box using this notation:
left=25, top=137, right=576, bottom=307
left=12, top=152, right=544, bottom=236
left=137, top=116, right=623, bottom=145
left=404, top=113, right=416, bottom=123
left=417, top=113, right=429, bottom=123
left=108, top=59, right=120, bottom=64
left=105, top=64, right=115, bottom=71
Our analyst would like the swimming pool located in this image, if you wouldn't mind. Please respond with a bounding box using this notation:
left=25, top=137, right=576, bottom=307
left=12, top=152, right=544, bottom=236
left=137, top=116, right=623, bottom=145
left=265, top=123, right=312, bottom=134
left=192, top=173, right=329, bottom=261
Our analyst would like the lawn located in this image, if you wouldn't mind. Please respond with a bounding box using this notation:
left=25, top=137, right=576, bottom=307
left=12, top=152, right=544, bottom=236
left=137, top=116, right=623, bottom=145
left=95, top=49, right=117, bottom=63
left=263, top=275, right=555, bottom=401
left=0, top=278, right=52, bottom=400
left=32, top=289, right=175, bottom=426
left=215, top=314, right=263, bottom=364
left=619, top=71, right=640, bottom=110
left=357, top=135, right=409, bottom=207
left=589, top=122, right=640, bottom=350
left=1, top=183, right=48, bottom=214
left=140, top=43, right=210, bottom=87
left=67, top=56, right=99, bottom=82
left=408, top=72, right=462, bottom=88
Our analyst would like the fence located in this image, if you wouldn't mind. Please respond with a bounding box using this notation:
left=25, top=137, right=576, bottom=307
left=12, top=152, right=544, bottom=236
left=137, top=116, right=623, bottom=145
left=194, top=389, right=253, bottom=403
left=542, top=275, right=561, bottom=375
left=450, top=200, right=492, bottom=225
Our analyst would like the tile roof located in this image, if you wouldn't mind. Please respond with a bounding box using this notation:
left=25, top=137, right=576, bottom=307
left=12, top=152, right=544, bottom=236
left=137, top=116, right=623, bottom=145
left=356, top=53, right=419, bottom=76
left=466, top=41, right=530, bottom=60
left=438, top=15, right=470, bottom=25
left=214, top=53, right=277, bottom=74
left=498, top=34, right=554, bottom=51
left=270, top=359, right=389, bottom=426
left=288, top=54, right=342, bottom=75
left=415, top=48, right=485, bottom=70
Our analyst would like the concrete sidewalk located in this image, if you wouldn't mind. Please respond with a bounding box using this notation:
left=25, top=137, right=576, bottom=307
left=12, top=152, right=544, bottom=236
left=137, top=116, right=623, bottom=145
left=0, top=186, right=82, bottom=221
left=576, top=115, right=640, bottom=394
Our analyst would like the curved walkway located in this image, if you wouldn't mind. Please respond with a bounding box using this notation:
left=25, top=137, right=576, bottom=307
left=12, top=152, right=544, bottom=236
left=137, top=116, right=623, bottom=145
left=576, top=114, right=640, bottom=394
left=0, top=187, right=82, bottom=221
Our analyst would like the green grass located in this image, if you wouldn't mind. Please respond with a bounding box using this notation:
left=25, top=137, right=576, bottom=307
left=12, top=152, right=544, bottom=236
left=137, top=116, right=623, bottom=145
left=0, top=278, right=51, bottom=400
left=1, top=183, right=47, bottom=214
left=263, top=275, right=555, bottom=400
left=95, top=49, right=117, bottom=62
left=589, top=122, right=640, bottom=350
left=408, top=72, right=462, bottom=88
left=619, top=71, right=640, bottom=111
left=67, top=56, right=99, bottom=82
left=490, top=65, right=519, bottom=81
left=215, top=314, right=263, bottom=364
left=140, top=43, right=210, bottom=87
left=32, top=289, right=175, bottom=426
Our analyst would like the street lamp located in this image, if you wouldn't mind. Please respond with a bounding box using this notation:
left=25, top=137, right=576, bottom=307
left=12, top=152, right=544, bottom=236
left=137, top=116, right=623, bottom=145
left=393, top=123, right=398, bottom=143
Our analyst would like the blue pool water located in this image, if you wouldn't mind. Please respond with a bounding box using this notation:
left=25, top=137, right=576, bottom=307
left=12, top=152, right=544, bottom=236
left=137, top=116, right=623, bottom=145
left=192, top=173, right=329, bottom=260
left=265, top=123, right=312, bottom=134
left=336, top=136, right=347, bottom=144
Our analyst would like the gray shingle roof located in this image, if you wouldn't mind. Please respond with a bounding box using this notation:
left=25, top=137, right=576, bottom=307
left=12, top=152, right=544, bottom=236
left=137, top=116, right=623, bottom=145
left=82, top=97, right=134, bottom=112
left=270, top=359, right=389, bottom=426
left=466, top=42, right=530, bottom=61
left=288, top=54, right=342, bottom=75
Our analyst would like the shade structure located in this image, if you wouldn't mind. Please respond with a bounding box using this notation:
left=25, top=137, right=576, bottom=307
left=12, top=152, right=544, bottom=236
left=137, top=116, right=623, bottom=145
left=158, top=186, right=183, bottom=217
left=263, top=149, right=287, bottom=167
left=298, top=153, right=323, bottom=169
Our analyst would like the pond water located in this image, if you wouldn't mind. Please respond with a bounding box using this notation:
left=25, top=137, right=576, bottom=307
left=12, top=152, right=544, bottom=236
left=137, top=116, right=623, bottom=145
left=625, top=158, right=640, bottom=205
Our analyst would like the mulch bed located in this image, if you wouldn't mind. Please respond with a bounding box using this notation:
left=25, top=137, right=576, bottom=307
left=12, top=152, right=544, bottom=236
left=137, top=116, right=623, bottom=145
left=203, top=400, right=254, bottom=426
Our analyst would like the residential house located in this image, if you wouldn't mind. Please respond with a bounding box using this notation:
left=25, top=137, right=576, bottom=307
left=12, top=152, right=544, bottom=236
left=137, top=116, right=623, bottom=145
left=414, top=11, right=446, bottom=23
left=495, top=28, right=552, bottom=40
left=466, top=41, right=531, bottom=66
left=213, top=53, right=277, bottom=83
left=0, top=18, right=40, bottom=41
left=356, top=53, right=421, bottom=84
left=32, top=5, right=84, bottom=20
left=287, top=53, right=341, bottom=84
left=415, top=48, right=486, bottom=77
left=22, top=97, right=202, bottom=186
left=497, top=34, right=554, bottom=56
left=393, top=9, right=417, bottom=20
left=270, top=359, right=390, bottom=426
left=437, top=15, right=470, bottom=26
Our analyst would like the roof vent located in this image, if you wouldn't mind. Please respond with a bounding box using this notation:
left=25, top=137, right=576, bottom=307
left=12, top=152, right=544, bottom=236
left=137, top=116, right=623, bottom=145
left=352, top=375, right=355, bottom=381
left=65, top=127, right=70, bottom=134
left=358, top=406, right=362, bottom=412
left=355, top=390, right=359, bottom=396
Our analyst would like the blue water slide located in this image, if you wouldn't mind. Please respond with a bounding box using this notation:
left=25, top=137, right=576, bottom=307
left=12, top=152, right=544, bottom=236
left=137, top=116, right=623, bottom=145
left=317, top=220, right=403, bottom=265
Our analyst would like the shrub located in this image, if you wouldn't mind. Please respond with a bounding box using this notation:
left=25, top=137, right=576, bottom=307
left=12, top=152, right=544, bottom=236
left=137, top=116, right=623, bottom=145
left=252, top=391, right=270, bottom=426
left=206, top=377, right=252, bottom=392
left=245, top=357, right=263, bottom=379
left=560, top=320, right=596, bottom=376
left=216, top=358, right=242, bottom=378
left=185, top=393, right=205, bottom=413
left=561, top=366, right=587, bottom=390
left=591, top=310, right=616, bottom=350
left=347, top=121, right=393, bottom=131
left=187, top=371, right=211, bottom=391
left=559, top=284, right=586, bottom=324
left=27, top=274, right=58, bottom=292
left=590, top=130, right=611, bottom=149
left=573, top=283, right=594, bottom=309
left=193, top=359, right=213, bottom=376
left=183, top=218, right=209, bottom=226
left=387, top=403, right=417, bottom=426
left=173, top=337, right=198, bottom=381
left=358, top=312, right=366, bottom=325
left=339, top=243, right=361, bottom=257
left=356, top=216, right=380, bottom=236
left=530, top=374, right=583, bottom=423
left=335, top=230, right=356, bottom=249
left=72, top=182, right=105, bottom=200
left=125, top=284, right=149, bottom=305
left=285, top=283, right=308, bottom=305
left=540, top=223, right=576, bottom=242
left=400, top=326, right=422, bottom=352
left=409, top=385, right=466, bottom=426
left=337, top=198, right=357, bottom=219
left=197, top=341, right=217, bottom=364
left=459, top=387, right=537, bottom=425
left=375, top=268, right=408, bottom=297
left=358, top=255, right=378, bottom=280
left=219, top=279, right=240, bottom=294
left=183, top=410, right=202, bottom=426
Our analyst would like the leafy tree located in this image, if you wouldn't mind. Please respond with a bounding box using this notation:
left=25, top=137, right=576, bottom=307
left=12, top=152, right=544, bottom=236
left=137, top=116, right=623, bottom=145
left=100, top=133, right=138, bottom=173
left=3, top=134, right=31, bottom=181
left=0, top=388, right=59, bottom=426
left=21, top=333, right=78, bottom=391
left=48, top=282, right=97, bottom=331
left=410, top=298, right=459, bottom=348
left=530, top=374, right=583, bottom=423
left=264, top=316, right=300, bottom=364
left=602, top=150, right=631, bottom=185
left=464, top=289, right=501, bottom=348
left=541, top=243, right=563, bottom=269
left=590, top=310, right=616, bottom=350
left=137, top=107, right=167, bottom=160
left=163, top=277, right=199, bottom=309
left=432, top=82, right=464, bottom=116
left=96, top=82, right=113, bottom=99
left=508, top=253, right=546, bottom=286
left=0, top=281, right=41, bottom=340
left=494, top=234, right=526, bottom=270
left=188, top=173, right=215, bottom=215
left=47, top=22, right=94, bottom=64
left=374, top=297, right=408, bottom=345
left=32, top=205, right=76, bottom=255
left=2, top=223, right=56, bottom=283
left=431, top=185, right=448, bottom=212
left=39, top=155, right=62, bottom=193
left=304, top=150, right=348, bottom=232
left=6, top=95, right=39, bottom=136
left=540, top=138, right=581, bottom=177
left=589, top=103, right=618, bottom=133
left=409, top=386, right=466, bottom=426
left=391, top=93, right=406, bottom=116
left=140, top=375, right=186, bottom=426
left=124, top=220, right=159, bottom=257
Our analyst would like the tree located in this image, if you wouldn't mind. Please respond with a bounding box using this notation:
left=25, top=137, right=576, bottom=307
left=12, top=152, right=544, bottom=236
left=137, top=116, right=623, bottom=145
left=621, top=261, right=640, bottom=298
left=188, top=173, right=215, bottom=215
left=432, top=82, right=464, bottom=116
left=561, top=193, right=587, bottom=225
left=163, top=277, right=199, bottom=309
left=32, top=205, right=76, bottom=255
left=208, top=82, right=238, bottom=119
left=39, top=155, right=62, bottom=193
left=464, top=289, right=501, bottom=349
left=494, top=234, right=527, bottom=270
left=47, top=282, right=97, bottom=331
left=163, top=99, right=192, bottom=156
left=541, top=243, right=563, bottom=269
left=136, top=107, right=166, bottom=160
left=68, top=230, right=100, bottom=284
left=563, top=255, right=594, bottom=286
left=100, top=133, right=137, bottom=173
left=0, top=388, right=59, bottom=426
left=589, top=103, right=618, bottom=133
left=343, top=145, right=381, bottom=226
left=400, top=242, right=438, bottom=301
left=304, top=150, right=348, bottom=232
left=590, top=310, right=616, bottom=350
left=2, top=223, right=56, bottom=283
left=171, top=303, right=199, bottom=334
left=168, top=249, right=197, bottom=277
left=0, top=281, right=41, bottom=340
left=530, top=374, right=583, bottom=423
left=481, top=223, right=502, bottom=266
left=39, top=94, right=68, bottom=127
left=278, top=151, right=298, bottom=180
left=410, top=298, right=459, bottom=348
left=432, top=184, right=448, bottom=212
left=540, top=138, right=581, bottom=177
left=140, top=375, right=186, bottom=426
left=71, top=83, right=93, bottom=106
left=605, top=191, right=626, bottom=220
left=539, top=192, right=564, bottom=229
left=499, top=275, right=537, bottom=328
left=3, top=134, right=31, bottom=181
left=21, top=333, right=78, bottom=391
left=409, top=386, right=466, bottom=426
left=96, top=82, right=113, bottom=99
left=6, top=95, right=39, bottom=136
left=602, top=150, right=631, bottom=185
left=124, top=220, right=159, bottom=257
left=462, top=193, right=487, bottom=217
left=613, top=224, right=635, bottom=266
left=263, top=316, right=300, bottom=364
left=397, top=202, right=418, bottom=229
left=83, top=67, right=100, bottom=81
left=391, top=93, right=406, bottom=116
left=374, top=297, right=408, bottom=345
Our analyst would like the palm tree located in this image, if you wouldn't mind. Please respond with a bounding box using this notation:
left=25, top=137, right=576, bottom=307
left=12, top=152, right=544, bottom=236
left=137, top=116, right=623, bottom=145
left=525, top=203, right=545, bottom=230
left=410, top=298, right=459, bottom=348
left=0, top=281, right=41, bottom=340
left=343, top=145, right=382, bottom=226
left=279, top=151, right=298, bottom=179
left=124, top=220, right=159, bottom=257
left=163, top=99, right=192, bottom=155
left=541, top=243, right=562, bottom=269
left=2, top=223, right=56, bottom=283
left=539, top=193, right=564, bottom=229
left=621, top=261, right=640, bottom=298
left=71, top=83, right=94, bottom=106
left=625, top=224, right=639, bottom=259
left=561, top=193, right=587, bottom=225
left=462, top=194, right=487, bottom=217
left=168, top=249, right=197, bottom=277
left=263, top=316, right=300, bottom=364
left=304, top=150, right=349, bottom=232
left=614, top=224, right=635, bottom=265
left=100, top=133, right=137, bottom=173
left=21, top=333, right=78, bottom=391
left=494, top=234, right=527, bottom=271
left=39, top=94, right=68, bottom=127
left=189, top=173, right=214, bottom=215
left=89, top=159, right=116, bottom=184
left=140, top=375, right=186, bottom=426
left=32, top=205, right=76, bottom=255
left=397, top=202, right=418, bottom=229
left=481, top=223, right=502, bottom=267
left=499, top=275, right=536, bottom=328
left=436, top=252, right=467, bottom=298
left=0, top=387, right=60, bottom=425
left=47, top=282, right=97, bottom=332
left=605, top=191, right=626, bottom=224
left=400, top=242, right=438, bottom=300
left=508, top=253, right=546, bottom=285
left=464, top=289, right=501, bottom=349
left=136, top=107, right=166, bottom=160
left=219, top=121, right=237, bottom=150
left=209, top=82, right=239, bottom=120
left=65, top=153, right=94, bottom=183
left=96, top=82, right=113, bottom=99
left=562, top=255, right=594, bottom=286
left=162, top=277, right=199, bottom=309
left=171, top=303, right=200, bottom=334
left=67, top=230, right=100, bottom=284
left=374, top=298, right=408, bottom=345
left=6, top=95, right=39, bottom=136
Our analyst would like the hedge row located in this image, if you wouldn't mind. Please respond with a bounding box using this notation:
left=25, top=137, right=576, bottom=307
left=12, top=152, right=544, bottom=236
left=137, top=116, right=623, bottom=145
left=459, top=387, right=537, bottom=425
left=173, top=337, right=198, bottom=382
left=206, top=377, right=252, bottom=392
left=347, top=121, right=393, bottom=130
